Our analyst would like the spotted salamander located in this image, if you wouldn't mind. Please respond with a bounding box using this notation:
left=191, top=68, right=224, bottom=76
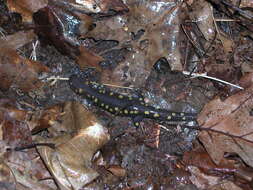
left=69, top=75, right=196, bottom=126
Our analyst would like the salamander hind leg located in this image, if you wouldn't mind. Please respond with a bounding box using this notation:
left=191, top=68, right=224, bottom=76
left=132, top=115, right=144, bottom=127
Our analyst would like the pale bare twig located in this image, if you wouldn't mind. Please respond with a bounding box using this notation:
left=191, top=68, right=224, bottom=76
left=46, top=76, right=69, bottom=86
left=30, top=40, right=39, bottom=61
left=183, top=71, right=244, bottom=90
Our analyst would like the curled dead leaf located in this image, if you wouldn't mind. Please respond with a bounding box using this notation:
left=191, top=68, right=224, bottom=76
left=0, top=42, right=49, bottom=92
left=37, top=105, right=110, bottom=189
left=7, top=0, right=48, bottom=22
left=107, top=165, right=126, bottom=177
left=198, top=72, right=253, bottom=167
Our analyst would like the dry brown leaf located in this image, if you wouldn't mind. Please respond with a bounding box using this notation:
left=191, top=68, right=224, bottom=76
left=188, top=166, right=243, bottom=190
left=0, top=40, right=49, bottom=92
left=77, top=46, right=103, bottom=71
left=107, top=165, right=126, bottom=177
left=240, top=0, right=253, bottom=8
left=65, top=0, right=128, bottom=13
left=61, top=101, right=101, bottom=132
left=7, top=0, right=48, bottom=22
left=37, top=103, right=110, bottom=190
left=0, top=30, right=36, bottom=50
left=197, top=72, right=253, bottom=167
left=30, top=105, right=63, bottom=135
left=0, top=159, right=16, bottom=189
left=0, top=99, right=55, bottom=189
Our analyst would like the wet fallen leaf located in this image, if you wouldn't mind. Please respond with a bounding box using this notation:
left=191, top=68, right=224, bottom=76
left=77, top=46, right=103, bottom=71
left=0, top=99, right=55, bottom=189
left=57, top=0, right=128, bottom=14
left=198, top=72, right=253, bottom=167
left=240, top=0, right=253, bottom=7
left=107, top=165, right=126, bottom=177
left=0, top=39, right=49, bottom=92
left=188, top=166, right=243, bottom=190
left=37, top=102, right=110, bottom=189
left=189, top=0, right=215, bottom=41
left=61, top=101, right=102, bottom=132
left=31, top=104, right=63, bottom=135
left=34, top=6, right=93, bottom=58
left=1, top=30, right=36, bottom=50
left=7, top=0, right=48, bottom=22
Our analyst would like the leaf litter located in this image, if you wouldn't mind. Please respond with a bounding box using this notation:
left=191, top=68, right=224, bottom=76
left=0, top=0, right=253, bottom=189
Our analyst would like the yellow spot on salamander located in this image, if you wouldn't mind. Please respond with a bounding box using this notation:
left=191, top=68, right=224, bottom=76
left=135, top=122, right=139, bottom=126
left=101, top=103, right=104, bottom=107
left=144, top=111, right=150, bottom=115
left=109, top=92, right=114, bottom=96
left=124, top=109, right=128, bottom=114
left=134, top=110, right=139, bottom=114
left=172, top=113, right=176, bottom=116
left=105, top=105, right=109, bottom=109
left=167, top=115, right=172, bottom=120
left=180, top=113, right=184, bottom=116
left=78, top=88, right=83, bottom=93
left=118, top=95, right=124, bottom=99
left=99, top=90, right=103, bottom=93
left=120, top=111, right=123, bottom=114
left=182, top=117, right=186, bottom=120
left=130, top=111, right=134, bottom=114
left=139, top=97, right=143, bottom=101
left=153, top=113, right=160, bottom=118
left=115, top=107, right=119, bottom=111
left=129, top=97, right=133, bottom=100
left=109, top=108, right=113, bottom=112
left=94, top=98, right=98, bottom=103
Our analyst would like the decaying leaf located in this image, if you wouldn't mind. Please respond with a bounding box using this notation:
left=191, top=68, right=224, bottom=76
left=37, top=102, right=110, bottom=189
left=77, top=46, right=103, bottom=71
left=7, top=0, right=48, bottom=22
left=1, top=30, right=36, bottom=50
left=30, top=104, right=63, bottom=135
left=189, top=0, right=215, bottom=41
left=188, top=166, right=243, bottom=190
left=198, top=72, right=253, bottom=167
left=57, top=0, right=128, bottom=14
left=0, top=37, right=49, bottom=92
left=34, top=6, right=94, bottom=58
left=107, top=165, right=126, bottom=177
left=0, top=99, right=55, bottom=189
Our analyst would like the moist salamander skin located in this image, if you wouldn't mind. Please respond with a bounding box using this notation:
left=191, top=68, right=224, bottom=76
left=69, top=74, right=197, bottom=127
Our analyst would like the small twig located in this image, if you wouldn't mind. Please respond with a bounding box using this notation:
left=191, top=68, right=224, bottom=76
left=0, top=27, right=6, bottom=39
left=183, top=71, right=244, bottom=90
left=46, top=76, right=69, bottom=86
left=7, top=143, right=56, bottom=151
left=30, top=40, right=39, bottom=61
left=215, top=18, right=240, bottom=22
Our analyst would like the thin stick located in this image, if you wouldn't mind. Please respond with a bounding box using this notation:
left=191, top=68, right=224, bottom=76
left=183, top=71, right=244, bottom=90
left=30, top=40, right=39, bottom=61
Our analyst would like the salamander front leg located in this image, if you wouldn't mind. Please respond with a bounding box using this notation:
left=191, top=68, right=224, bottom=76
left=132, top=115, right=144, bottom=127
left=131, top=89, right=146, bottom=104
